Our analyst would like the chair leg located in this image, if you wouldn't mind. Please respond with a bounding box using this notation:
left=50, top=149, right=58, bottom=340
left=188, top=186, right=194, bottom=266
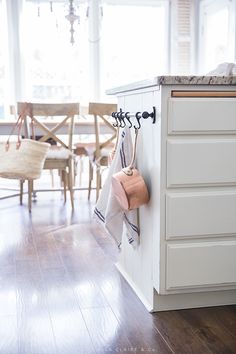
left=73, top=157, right=78, bottom=187
left=20, top=180, right=24, bottom=205
left=96, top=168, right=101, bottom=202
left=88, top=160, right=93, bottom=200
left=61, top=170, right=67, bottom=203
left=68, top=164, right=74, bottom=210
left=79, top=157, right=84, bottom=186
left=28, top=179, right=33, bottom=212
left=68, top=173, right=74, bottom=210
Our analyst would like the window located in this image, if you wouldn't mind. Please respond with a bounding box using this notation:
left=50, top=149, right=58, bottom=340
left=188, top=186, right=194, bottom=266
left=198, top=0, right=236, bottom=74
left=101, top=0, right=169, bottom=98
left=0, top=0, right=10, bottom=119
left=21, top=1, right=89, bottom=104
left=0, top=0, right=170, bottom=116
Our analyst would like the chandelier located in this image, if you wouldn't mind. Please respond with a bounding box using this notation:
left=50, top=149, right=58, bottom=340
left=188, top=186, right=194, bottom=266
left=36, top=0, right=81, bottom=45
left=65, top=0, right=80, bottom=45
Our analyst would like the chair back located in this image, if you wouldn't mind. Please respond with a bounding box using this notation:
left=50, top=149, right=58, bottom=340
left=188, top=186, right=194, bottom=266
left=88, top=102, right=117, bottom=161
left=17, top=102, right=80, bottom=151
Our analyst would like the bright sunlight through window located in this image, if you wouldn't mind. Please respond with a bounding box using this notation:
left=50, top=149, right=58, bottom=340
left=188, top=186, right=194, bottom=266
left=101, top=2, right=168, bottom=97
left=22, top=1, right=89, bottom=104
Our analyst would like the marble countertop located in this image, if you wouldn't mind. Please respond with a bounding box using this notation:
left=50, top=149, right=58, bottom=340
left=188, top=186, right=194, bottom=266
left=106, top=75, right=236, bottom=95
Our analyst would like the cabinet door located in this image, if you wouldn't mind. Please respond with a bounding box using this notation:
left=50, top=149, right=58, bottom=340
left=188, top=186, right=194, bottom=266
left=166, top=191, right=236, bottom=239
left=168, top=97, right=236, bottom=134
left=167, top=138, right=236, bottom=187
left=166, top=241, right=236, bottom=290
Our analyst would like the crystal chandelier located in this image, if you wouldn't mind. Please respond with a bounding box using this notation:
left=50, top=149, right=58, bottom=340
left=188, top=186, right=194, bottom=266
left=65, top=0, right=80, bottom=45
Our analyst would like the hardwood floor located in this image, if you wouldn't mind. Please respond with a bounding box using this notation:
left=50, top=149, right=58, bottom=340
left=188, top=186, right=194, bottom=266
left=0, top=191, right=235, bottom=354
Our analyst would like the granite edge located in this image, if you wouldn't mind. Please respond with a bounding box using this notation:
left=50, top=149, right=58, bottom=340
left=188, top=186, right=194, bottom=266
left=106, top=75, right=236, bottom=95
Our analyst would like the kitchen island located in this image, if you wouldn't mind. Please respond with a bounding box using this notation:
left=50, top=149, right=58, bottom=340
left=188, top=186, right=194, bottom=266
left=107, top=75, right=236, bottom=312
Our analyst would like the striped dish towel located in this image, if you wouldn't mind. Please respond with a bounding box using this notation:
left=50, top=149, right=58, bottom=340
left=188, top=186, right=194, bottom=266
left=94, top=127, right=140, bottom=248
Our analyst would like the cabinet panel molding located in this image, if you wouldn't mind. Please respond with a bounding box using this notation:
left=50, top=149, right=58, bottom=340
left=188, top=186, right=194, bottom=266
left=166, top=241, right=236, bottom=290
left=167, top=139, right=236, bottom=187
left=166, top=191, right=236, bottom=239
left=168, top=97, right=236, bottom=134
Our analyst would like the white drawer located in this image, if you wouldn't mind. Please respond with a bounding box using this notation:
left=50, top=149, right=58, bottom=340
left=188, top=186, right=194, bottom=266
left=166, top=191, right=236, bottom=239
left=168, top=97, right=236, bottom=134
left=166, top=241, right=236, bottom=290
left=167, top=138, right=236, bottom=187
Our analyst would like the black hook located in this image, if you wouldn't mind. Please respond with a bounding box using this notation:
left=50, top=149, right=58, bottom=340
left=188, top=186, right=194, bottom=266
left=121, top=112, right=127, bottom=128
left=112, top=112, right=119, bottom=127
left=134, top=112, right=142, bottom=129
left=117, top=109, right=125, bottom=128
left=125, top=112, right=132, bottom=128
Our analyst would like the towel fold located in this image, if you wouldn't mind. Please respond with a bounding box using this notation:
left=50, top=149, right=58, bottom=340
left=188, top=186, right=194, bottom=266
left=94, top=127, right=140, bottom=248
left=207, top=62, right=236, bottom=76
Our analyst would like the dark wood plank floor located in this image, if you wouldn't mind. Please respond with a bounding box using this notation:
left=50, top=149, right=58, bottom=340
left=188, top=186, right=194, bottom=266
left=0, top=190, right=235, bottom=354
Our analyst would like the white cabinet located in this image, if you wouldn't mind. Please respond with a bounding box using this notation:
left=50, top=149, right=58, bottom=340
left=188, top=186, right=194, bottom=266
left=164, top=92, right=236, bottom=298
left=166, top=191, right=236, bottom=239
left=168, top=97, right=236, bottom=133
left=167, top=138, right=236, bottom=186
left=109, top=83, right=236, bottom=311
left=166, top=241, right=236, bottom=289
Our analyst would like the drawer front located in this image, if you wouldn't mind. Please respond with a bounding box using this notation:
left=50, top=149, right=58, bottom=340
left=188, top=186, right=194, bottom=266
left=168, top=97, right=236, bottom=134
left=167, top=139, right=236, bottom=187
left=166, top=191, right=236, bottom=239
left=166, top=241, right=236, bottom=290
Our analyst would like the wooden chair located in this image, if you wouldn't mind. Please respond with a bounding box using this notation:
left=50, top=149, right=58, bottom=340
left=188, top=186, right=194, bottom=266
left=17, top=102, right=79, bottom=212
left=81, top=102, right=117, bottom=200
left=74, top=102, right=117, bottom=201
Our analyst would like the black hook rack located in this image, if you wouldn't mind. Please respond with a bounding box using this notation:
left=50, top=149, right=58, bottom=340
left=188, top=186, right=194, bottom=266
left=111, top=107, right=156, bottom=129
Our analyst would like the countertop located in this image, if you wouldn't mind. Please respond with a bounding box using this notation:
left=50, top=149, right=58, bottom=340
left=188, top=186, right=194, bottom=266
left=106, top=75, right=236, bottom=95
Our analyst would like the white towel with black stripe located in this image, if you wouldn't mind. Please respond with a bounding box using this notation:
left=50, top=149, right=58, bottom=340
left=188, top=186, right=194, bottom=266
left=94, top=127, right=139, bottom=248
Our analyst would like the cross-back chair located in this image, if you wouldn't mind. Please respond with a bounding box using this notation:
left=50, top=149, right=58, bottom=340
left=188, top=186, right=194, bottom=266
left=17, top=102, right=80, bottom=211
left=88, top=102, right=117, bottom=201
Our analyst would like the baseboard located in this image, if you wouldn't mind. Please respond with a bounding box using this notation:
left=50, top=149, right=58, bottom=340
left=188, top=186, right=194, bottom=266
left=115, top=262, right=154, bottom=312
